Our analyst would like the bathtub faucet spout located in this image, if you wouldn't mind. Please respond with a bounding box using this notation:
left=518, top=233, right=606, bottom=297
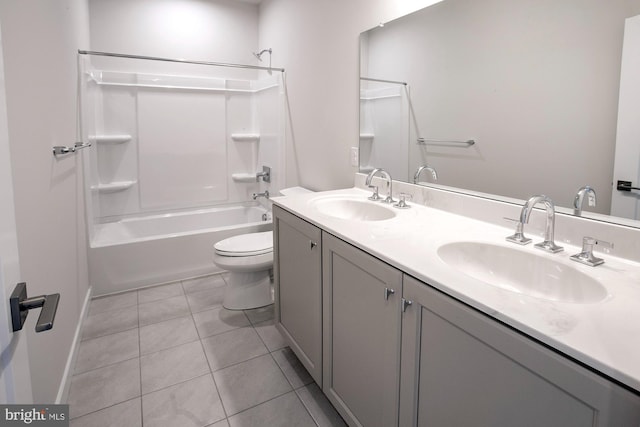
left=252, top=190, right=269, bottom=200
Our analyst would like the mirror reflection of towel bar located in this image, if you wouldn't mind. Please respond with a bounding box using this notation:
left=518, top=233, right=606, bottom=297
left=417, top=138, right=475, bottom=147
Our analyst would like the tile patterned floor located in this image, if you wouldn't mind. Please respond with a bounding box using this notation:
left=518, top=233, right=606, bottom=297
left=68, top=274, right=346, bottom=427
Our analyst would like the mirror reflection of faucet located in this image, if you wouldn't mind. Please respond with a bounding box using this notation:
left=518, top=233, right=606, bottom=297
left=573, top=186, right=596, bottom=216
left=413, top=165, right=438, bottom=184
left=365, top=168, right=395, bottom=203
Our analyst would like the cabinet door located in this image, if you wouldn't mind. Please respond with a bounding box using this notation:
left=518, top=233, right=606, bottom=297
left=273, top=206, right=323, bottom=385
left=323, top=233, right=403, bottom=427
left=400, top=275, right=640, bottom=427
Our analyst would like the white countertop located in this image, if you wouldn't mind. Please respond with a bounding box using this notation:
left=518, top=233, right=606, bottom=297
left=272, top=187, right=640, bottom=392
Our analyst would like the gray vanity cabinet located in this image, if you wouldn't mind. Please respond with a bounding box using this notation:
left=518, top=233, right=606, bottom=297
left=400, top=274, right=640, bottom=427
left=273, top=206, right=323, bottom=385
left=322, top=233, right=403, bottom=427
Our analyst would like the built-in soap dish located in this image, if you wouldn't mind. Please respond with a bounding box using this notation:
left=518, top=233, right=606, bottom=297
left=89, top=134, right=132, bottom=144
left=92, top=181, right=136, bottom=193
left=231, top=133, right=260, bottom=142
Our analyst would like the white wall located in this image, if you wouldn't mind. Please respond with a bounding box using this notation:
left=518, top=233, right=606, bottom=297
left=258, top=0, right=442, bottom=191
left=0, top=0, right=91, bottom=403
left=89, top=0, right=260, bottom=73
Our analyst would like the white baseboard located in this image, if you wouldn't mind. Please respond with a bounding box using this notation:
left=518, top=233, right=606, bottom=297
left=55, top=286, right=92, bottom=403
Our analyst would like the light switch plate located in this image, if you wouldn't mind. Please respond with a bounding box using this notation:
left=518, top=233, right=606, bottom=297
left=350, top=147, right=359, bottom=167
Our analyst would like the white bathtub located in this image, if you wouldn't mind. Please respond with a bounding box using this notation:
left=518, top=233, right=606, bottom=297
left=89, top=204, right=271, bottom=295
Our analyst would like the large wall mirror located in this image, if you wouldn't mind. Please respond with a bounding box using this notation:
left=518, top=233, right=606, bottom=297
left=360, top=0, right=640, bottom=226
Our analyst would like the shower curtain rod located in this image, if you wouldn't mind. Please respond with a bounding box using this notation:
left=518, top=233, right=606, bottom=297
left=78, top=50, right=285, bottom=73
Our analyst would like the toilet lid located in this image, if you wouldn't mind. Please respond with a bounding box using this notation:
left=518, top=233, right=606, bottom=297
left=214, top=231, right=273, bottom=257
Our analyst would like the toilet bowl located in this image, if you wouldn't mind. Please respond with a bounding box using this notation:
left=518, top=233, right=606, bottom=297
left=213, top=230, right=274, bottom=310
left=213, top=187, right=314, bottom=310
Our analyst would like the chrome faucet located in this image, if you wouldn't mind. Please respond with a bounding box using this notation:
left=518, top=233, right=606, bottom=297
left=506, top=195, right=563, bottom=253
left=365, top=168, right=395, bottom=203
left=570, top=236, right=613, bottom=267
left=573, top=186, right=596, bottom=216
left=256, top=166, right=271, bottom=183
left=252, top=190, right=269, bottom=200
left=413, top=165, right=438, bottom=184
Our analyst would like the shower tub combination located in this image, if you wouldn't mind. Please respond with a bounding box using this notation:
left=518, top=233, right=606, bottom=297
left=89, top=204, right=271, bottom=296
left=80, top=51, right=284, bottom=296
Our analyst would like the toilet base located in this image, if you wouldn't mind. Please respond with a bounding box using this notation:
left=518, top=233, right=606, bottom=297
left=223, top=269, right=273, bottom=310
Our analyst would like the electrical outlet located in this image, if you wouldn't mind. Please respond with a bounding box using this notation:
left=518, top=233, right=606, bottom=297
left=350, top=147, right=359, bottom=167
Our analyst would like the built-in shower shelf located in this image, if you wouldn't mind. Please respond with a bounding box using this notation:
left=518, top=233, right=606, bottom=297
left=359, top=133, right=375, bottom=140
left=360, top=166, right=376, bottom=173
left=231, top=133, right=260, bottom=142
left=92, top=181, right=137, bottom=194
left=90, top=134, right=132, bottom=144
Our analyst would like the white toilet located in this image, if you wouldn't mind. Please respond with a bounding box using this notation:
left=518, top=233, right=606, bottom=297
left=213, top=187, right=313, bottom=310
left=213, top=230, right=274, bottom=310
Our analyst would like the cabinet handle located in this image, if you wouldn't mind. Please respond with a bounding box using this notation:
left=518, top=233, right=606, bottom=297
left=384, top=287, right=395, bottom=300
left=402, top=298, right=413, bottom=312
left=310, top=241, right=317, bottom=250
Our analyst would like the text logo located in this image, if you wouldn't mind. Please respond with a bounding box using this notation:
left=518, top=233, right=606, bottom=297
left=1, top=405, right=68, bottom=426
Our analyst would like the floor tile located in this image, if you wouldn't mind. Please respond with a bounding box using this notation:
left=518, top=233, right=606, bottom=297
left=138, top=294, right=190, bottom=326
left=140, top=340, right=210, bottom=394
left=140, top=315, right=199, bottom=355
left=208, top=420, right=230, bottom=427
left=272, top=347, right=313, bottom=389
left=213, top=353, right=291, bottom=416
left=74, top=329, right=139, bottom=374
left=201, top=327, right=268, bottom=371
left=138, top=282, right=184, bottom=304
left=182, top=274, right=226, bottom=294
left=89, top=291, right=138, bottom=315
left=69, top=398, right=141, bottom=427
left=142, top=374, right=225, bottom=427
left=186, top=287, right=226, bottom=313
left=296, top=383, right=347, bottom=427
left=228, top=391, right=315, bottom=427
left=254, top=319, right=287, bottom=351
left=68, top=358, right=141, bottom=419
left=192, top=306, right=250, bottom=338
left=82, top=306, right=138, bottom=341
left=243, top=305, right=274, bottom=325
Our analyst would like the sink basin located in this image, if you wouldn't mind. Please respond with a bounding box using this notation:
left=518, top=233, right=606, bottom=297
left=310, top=197, right=397, bottom=221
left=437, top=242, right=608, bottom=304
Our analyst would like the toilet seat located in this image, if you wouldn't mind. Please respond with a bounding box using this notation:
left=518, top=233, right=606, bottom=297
left=214, top=231, right=273, bottom=257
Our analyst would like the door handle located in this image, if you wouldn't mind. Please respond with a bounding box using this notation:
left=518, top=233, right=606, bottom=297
left=616, top=180, right=640, bottom=192
left=10, top=282, right=60, bottom=333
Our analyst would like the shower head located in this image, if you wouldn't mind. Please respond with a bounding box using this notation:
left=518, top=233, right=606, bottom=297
left=253, top=48, right=272, bottom=62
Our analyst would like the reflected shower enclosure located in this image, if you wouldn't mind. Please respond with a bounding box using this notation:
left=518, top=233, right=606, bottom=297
left=359, top=78, right=410, bottom=180
left=78, top=51, right=285, bottom=294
